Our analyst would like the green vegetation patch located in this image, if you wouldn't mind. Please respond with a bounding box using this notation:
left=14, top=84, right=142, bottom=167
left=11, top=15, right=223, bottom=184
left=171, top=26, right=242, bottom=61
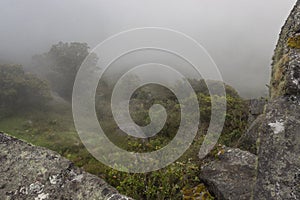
left=0, top=60, right=249, bottom=199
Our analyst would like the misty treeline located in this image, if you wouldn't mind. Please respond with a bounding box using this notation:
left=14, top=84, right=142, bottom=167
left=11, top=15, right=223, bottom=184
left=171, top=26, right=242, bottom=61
left=0, top=42, right=91, bottom=117
left=0, top=41, right=248, bottom=128
left=31, top=42, right=92, bottom=100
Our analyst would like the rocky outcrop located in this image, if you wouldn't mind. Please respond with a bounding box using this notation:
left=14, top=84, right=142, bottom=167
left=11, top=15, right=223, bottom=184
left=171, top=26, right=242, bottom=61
left=200, top=1, right=300, bottom=199
left=253, top=98, right=300, bottom=199
left=0, top=132, right=132, bottom=200
left=253, top=1, right=300, bottom=199
left=200, top=147, right=256, bottom=200
left=270, top=2, right=300, bottom=99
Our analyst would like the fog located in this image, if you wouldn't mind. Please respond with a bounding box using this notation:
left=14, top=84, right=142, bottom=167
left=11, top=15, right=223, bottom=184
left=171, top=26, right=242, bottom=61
left=0, top=0, right=297, bottom=98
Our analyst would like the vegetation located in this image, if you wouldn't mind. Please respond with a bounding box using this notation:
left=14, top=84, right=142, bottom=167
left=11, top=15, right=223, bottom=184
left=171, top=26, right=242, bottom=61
left=270, top=54, right=289, bottom=99
left=0, top=64, right=51, bottom=118
left=32, top=42, right=96, bottom=101
left=0, top=42, right=250, bottom=199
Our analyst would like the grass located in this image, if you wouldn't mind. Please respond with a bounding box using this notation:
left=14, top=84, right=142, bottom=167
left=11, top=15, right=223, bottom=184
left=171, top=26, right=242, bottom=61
left=0, top=104, right=211, bottom=199
left=0, top=103, right=111, bottom=178
left=0, top=97, right=243, bottom=199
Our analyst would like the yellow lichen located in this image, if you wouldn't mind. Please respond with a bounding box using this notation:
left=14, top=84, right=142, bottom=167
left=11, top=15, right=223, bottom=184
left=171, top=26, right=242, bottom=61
left=287, top=35, right=300, bottom=48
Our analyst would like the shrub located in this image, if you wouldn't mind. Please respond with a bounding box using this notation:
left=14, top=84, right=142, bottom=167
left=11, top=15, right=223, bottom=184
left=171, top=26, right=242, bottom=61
left=105, top=159, right=202, bottom=199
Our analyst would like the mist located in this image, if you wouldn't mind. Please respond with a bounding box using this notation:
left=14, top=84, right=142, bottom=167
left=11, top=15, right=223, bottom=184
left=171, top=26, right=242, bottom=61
left=0, top=0, right=297, bottom=98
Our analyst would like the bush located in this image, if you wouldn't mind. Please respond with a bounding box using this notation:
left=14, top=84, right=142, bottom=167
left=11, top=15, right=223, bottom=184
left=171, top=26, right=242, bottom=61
left=93, top=80, right=248, bottom=199
left=105, top=159, right=203, bottom=199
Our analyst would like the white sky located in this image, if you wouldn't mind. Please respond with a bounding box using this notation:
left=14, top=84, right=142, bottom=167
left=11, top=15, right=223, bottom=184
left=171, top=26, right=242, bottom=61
left=0, top=0, right=297, bottom=97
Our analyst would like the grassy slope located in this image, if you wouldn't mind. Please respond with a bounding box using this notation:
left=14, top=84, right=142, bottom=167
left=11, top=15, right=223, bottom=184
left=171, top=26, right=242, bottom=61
left=0, top=103, right=109, bottom=178
left=0, top=101, right=216, bottom=199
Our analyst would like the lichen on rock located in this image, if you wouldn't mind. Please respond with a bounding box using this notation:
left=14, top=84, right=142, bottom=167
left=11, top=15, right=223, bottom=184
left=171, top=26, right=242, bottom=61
left=287, top=34, right=300, bottom=48
left=0, top=132, right=132, bottom=200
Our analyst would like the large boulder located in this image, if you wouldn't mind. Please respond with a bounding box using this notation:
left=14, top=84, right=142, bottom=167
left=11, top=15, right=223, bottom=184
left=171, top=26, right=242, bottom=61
left=0, top=132, right=132, bottom=200
left=200, top=1, right=300, bottom=200
left=253, top=1, right=300, bottom=199
left=253, top=98, right=300, bottom=199
left=199, top=147, right=256, bottom=200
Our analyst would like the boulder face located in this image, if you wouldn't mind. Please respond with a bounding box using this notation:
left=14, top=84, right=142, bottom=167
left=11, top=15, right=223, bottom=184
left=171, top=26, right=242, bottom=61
left=254, top=98, right=300, bottom=199
left=271, top=1, right=300, bottom=99
left=0, top=132, right=132, bottom=200
left=200, top=147, right=256, bottom=200
left=253, top=1, right=300, bottom=199
left=200, top=1, right=300, bottom=199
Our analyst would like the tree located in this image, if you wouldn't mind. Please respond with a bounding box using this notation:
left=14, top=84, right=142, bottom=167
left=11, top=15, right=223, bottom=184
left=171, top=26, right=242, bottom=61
left=33, top=42, right=95, bottom=101
left=0, top=64, right=51, bottom=117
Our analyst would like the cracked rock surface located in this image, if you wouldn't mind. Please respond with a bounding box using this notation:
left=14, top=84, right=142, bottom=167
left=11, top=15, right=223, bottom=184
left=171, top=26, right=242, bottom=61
left=0, top=132, right=132, bottom=200
left=200, top=147, right=256, bottom=200
left=253, top=1, right=300, bottom=199
left=253, top=98, right=300, bottom=199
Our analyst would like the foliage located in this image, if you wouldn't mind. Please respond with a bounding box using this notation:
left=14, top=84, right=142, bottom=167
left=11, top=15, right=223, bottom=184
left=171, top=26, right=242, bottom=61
left=32, top=42, right=97, bottom=101
left=105, top=159, right=202, bottom=199
left=0, top=64, right=51, bottom=117
left=92, top=79, right=248, bottom=199
left=0, top=76, right=249, bottom=199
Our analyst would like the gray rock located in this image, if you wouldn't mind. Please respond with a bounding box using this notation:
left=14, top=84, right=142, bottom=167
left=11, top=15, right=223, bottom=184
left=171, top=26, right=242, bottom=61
left=238, top=114, right=265, bottom=154
left=0, top=132, right=132, bottom=200
left=253, top=98, right=300, bottom=199
left=252, top=1, right=300, bottom=199
left=270, top=0, right=300, bottom=99
left=200, top=147, right=256, bottom=200
left=247, top=99, right=266, bottom=124
left=199, top=1, right=300, bottom=200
